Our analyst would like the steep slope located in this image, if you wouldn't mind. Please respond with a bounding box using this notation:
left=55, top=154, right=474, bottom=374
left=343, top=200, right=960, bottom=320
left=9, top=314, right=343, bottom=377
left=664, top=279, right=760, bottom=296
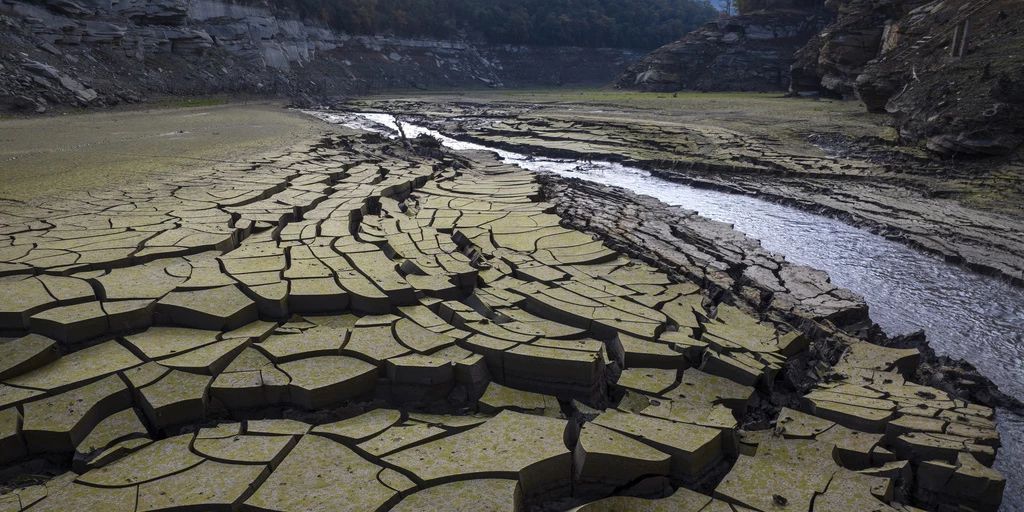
left=788, top=0, right=897, bottom=97
left=620, top=0, right=1023, bottom=156
left=794, top=0, right=1024, bottom=155
left=0, top=0, right=641, bottom=113
left=616, top=2, right=829, bottom=92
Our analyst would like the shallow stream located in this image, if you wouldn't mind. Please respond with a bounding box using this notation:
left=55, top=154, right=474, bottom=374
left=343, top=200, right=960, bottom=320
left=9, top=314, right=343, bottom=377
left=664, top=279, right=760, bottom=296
left=312, top=110, right=1024, bottom=511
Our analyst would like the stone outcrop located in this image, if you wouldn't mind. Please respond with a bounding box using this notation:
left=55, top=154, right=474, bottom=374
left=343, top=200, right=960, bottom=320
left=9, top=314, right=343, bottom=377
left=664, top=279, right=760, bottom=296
left=788, top=0, right=895, bottom=97
left=616, top=6, right=829, bottom=92
left=0, top=0, right=639, bottom=112
left=792, top=0, right=1024, bottom=155
left=620, top=0, right=1023, bottom=156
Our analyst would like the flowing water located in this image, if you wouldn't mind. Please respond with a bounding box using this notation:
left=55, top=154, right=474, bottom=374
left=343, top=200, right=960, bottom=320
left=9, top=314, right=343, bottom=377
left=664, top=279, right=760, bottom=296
left=311, top=110, right=1024, bottom=511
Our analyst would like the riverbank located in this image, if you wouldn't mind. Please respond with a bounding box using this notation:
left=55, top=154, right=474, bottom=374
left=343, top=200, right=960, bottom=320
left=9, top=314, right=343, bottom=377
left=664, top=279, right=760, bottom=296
left=0, top=102, right=1010, bottom=512
left=312, top=109, right=1018, bottom=511
left=0, top=102, right=332, bottom=201
left=344, top=90, right=1024, bottom=287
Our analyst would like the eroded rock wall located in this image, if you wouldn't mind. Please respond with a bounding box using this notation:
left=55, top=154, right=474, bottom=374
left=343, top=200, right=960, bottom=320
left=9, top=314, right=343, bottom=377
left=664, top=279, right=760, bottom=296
left=792, top=0, right=1024, bottom=155
left=616, top=7, right=829, bottom=92
left=0, top=0, right=639, bottom=112
left=788, top=0, right=896, bottom=97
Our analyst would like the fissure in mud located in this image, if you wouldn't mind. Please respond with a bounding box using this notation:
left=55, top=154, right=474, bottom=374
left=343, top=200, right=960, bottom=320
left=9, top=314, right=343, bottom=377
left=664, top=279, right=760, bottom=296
left=321, top=110, right=1024, bottom=511
left=2, top=0, right=1023, bottom=508
left=0, top=105, right=1016, bottom=512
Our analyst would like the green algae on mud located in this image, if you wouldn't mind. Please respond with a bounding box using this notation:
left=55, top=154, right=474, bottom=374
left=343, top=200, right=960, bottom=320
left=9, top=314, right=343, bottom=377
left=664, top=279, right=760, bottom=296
left=0, top=102, right=333, bottom=201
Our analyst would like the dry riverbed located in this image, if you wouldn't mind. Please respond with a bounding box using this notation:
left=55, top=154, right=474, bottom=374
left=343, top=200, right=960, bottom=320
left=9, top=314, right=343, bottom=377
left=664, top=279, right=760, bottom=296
left=348, top=90, right=1024, bottom=286
left=0, top=101, right=332, bottom=201
left=0, top=97, right=1015, bottom=512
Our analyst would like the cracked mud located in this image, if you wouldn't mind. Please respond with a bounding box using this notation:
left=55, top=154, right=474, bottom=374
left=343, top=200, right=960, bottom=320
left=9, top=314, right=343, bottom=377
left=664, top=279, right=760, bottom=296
left=0, top=120, right=1009, bottom=511
left=351, top=97, right=1024, bottom=287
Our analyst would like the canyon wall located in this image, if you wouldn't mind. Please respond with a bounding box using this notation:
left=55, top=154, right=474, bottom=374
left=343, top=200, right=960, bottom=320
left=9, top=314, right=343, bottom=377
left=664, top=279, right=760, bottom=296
left=793, top=0, right=1024, bottom=155
left=615, top=7, right=829, bottom=92
left=0, top=0, right=640, bottom=112
left=619, top=0, right=1023, bottom=156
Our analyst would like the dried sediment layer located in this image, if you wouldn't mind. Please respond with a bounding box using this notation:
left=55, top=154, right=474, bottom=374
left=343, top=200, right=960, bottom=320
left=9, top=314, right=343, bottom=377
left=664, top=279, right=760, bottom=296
left=0, top=129, right=1005, bottom=511
left=539, top=176, right=866, bottom=328
left=363, top=99, right=1023, bottom=286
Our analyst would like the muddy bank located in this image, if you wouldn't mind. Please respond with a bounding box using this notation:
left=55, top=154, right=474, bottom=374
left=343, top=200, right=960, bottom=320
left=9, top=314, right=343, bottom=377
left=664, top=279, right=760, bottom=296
left=314, top=110, right=1016, bottom=510
left=0, top=103, right=1010, bottom=511
left=325, top=108, right=1023, bottom=407
left=540, top=174, right=1021, bottom=412
left=345, top=96, right=1024, bottom=287
left=538, top=176, right=867, bottom=328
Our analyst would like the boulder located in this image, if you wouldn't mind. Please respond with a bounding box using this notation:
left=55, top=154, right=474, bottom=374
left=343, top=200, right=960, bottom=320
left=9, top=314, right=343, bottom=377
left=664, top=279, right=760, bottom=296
left=81, top=21, right=127, bottom=43
left=20, top=59, right=97, bottom=104
left=43, top=0, right=91, bottom=17
left=167, top=28, right=215, bottom=54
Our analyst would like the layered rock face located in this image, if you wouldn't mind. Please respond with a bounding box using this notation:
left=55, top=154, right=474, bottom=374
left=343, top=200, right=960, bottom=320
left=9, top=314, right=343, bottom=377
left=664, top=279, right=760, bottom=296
left=616, top=5, right=829, bottom=92
left=793, top=0, right=1024, bottom=155
left=788, top=0, right=897, bottom=97
left=0, top=0, right=639, bottom=112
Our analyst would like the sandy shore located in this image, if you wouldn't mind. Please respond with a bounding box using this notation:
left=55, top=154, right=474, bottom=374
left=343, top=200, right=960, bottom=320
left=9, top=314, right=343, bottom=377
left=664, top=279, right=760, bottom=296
left=0, top=102, right=333, bottom=202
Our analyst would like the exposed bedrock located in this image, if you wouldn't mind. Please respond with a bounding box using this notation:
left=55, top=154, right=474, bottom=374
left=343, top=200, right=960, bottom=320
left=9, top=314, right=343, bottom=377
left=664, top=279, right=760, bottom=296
left=792, top=0, right=1024, bottom=155
left=0, top=0, right=639, bottom=113
left=788, top=0, right=896, bottom=98
left=619, top=0, right=1023, bottom=155
left=616, top=8, right=830, bottom=92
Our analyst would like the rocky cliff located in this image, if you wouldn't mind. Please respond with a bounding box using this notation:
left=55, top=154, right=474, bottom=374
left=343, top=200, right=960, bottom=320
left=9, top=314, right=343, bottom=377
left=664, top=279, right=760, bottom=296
left=795, top=0, right=1024, bottom=156
left=616, top=8, right=829, bottom=92
left=619, top=0, right=1023, bottom=156
left=0, top=0, right=640, bottom=113
left=787, top=0, right=897, bottom=97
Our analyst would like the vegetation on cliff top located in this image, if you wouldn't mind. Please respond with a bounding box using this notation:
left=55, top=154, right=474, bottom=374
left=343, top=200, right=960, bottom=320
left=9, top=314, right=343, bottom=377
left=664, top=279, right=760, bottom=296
left=273, top=0, right=719, bottom=49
